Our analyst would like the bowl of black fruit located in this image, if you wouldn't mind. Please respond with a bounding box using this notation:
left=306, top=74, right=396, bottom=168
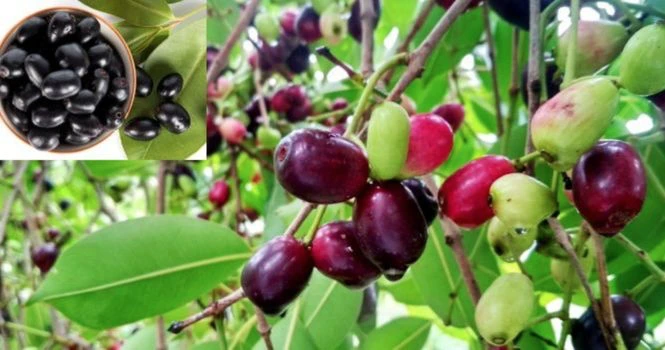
left=0, top=7, right=137, bottom=152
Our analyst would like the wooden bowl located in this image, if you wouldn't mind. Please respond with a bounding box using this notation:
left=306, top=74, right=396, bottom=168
left=0, top=6, right=137, bottom=153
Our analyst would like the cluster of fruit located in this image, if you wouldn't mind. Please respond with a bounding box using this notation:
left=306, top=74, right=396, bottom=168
left=123, top=71, right=192, bottom=141
left=0, top=11, right=130, bottom=151
left=239, top=95, right=468, bottom=315
left=244, top=0, right=380, bottom=76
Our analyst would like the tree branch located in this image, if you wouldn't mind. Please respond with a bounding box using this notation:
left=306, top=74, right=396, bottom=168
left=207, top=0, right=261, bottom=81
left=255, top=308, right=274, bottom=350
left=615, top=233, right=665, bottom=283
left=168, top=289, right=246, bottom=334
left=387, top=0, right=476, bottom=101
left=359, top=0, right=376, bottom=78
left=525, top=0, right=543, bottom=168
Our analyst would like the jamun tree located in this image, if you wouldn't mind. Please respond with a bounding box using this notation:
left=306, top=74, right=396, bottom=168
left=4, top=0, right=665, bottom=349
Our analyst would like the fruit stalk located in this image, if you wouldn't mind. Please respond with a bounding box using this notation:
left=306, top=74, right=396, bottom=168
left=0, top=320, right=85, bottom=347
left=482, top=0, right=504, bottom=136
left=285, top=203, right=317, bottom=236
left=591, top=231, right=628, bottom=350
left=615, top=233, right=665, bottom=283
left=345, top=52, right=409, bottom=137
left=303, top=205, right=327, bottom=243
left=561, top=0, right=580, bottom=87
left=381, top=0, right=437, bottom=85
left=387, top=0, right=476, bottom=101
left=359, top=0, right=377, bottom=78
left=168, top=289, right=247, bottom=334
left=207, top=0, right=261, bottom=81
left=253, top=70, right=270, bottom=128
left=548, top=218, right=613, bottom=347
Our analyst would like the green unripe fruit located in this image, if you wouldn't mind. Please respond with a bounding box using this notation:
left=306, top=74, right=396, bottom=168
left=489, top=173, right=557, bottom=230
left=320, top=4, right=347, bottom=45
left=531, top=77, right=619, bottom=171
left=367, top=101, right=410, bottom=180
left=557, top=20, right=628, bottom=78
left=255, top=13, right=281, bottom=42
left=551, top=239, right=595, bottom=291
left=177, top=176, right=198, bottom=197
left=619, top=23, right=665, bottom=95
left=312, top=0, right=330, bottom=14
left=487, top=217, right=536, bottom=262
left=257, top=126, right=282, bottom=149
left=475, top=273, right=534, bottom=346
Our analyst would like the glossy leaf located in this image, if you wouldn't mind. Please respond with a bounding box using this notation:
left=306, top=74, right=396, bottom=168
left=121, top=18, right=206, bottom=159
left=28, top=215, right=251, bottom=329
left=361, top=317, right=431, bottom=350
left=116, top=21, right=170, bottom=64
left=79, top=0, right=174, bottom=26
left=299, top=271, right=363, bottom=349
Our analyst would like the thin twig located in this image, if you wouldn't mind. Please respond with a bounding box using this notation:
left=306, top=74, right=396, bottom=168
left=382, top=0, right=436, bottom=85
left=525, top=0, right=543, bottom=170
left=168, top=289, right=246, bottom=334
left=207, top=0, right=261, bottom=81
left=591, top=230, right=627, bottom=350
left=359, top=0, right=376, bottom=78
left=78, top=163, right=119, bottom=222
left=548, top=218, right=612, bottom=347
left=255, top=308, right=274, bottom=350
left=482, top=0, right=504, bottom=136
left=441, top=216, right=482, bottom=304
left=387, top=0, right=475, bottom=101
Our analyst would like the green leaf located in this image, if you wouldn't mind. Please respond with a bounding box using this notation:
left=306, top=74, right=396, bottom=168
left=361, top=317, right=431, bottom=350
left=122, top=19, right=206, bottom=159
left=122, top=325, right=157, bottom=350
left=116, top=21, right=170, bottom=64
left=83, top=161, right=152, bottom=178
left=410, top=221, right=499, bottom=328
left=253, top=300, right=316, bottom=350
left=79, top=0, right=174, bottom=26
left=29, top=215, right=251, bottom=329
left=299, top=271, right=363, bottom=349
left=208, top=0, right=241, bottom=45
left=23, top=304, right=51, bottom=347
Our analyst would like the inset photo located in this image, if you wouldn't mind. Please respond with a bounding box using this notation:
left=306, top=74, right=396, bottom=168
left=0, top=0, right=206, bottom=160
